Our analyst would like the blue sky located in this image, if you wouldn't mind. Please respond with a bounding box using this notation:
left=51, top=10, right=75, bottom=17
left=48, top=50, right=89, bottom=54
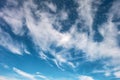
left=0, top=0, right=120, bottom=80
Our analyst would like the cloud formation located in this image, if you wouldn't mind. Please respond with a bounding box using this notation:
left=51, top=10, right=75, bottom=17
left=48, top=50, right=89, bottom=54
left=0, top=29, right=23, bottom=55
left=13, top=67, right=49, bottom=80
left=13, top=67, right=36, bottom=80
left=0, top=0, right=120, bottom=79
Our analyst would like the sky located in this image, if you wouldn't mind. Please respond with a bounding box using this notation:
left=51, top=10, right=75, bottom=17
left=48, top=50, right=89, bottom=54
left=0, top=0, right=120, bottom=80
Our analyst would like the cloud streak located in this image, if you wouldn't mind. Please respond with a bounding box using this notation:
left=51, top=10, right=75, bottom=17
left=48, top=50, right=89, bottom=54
left=13, top=67, right=49, bottom=80
left=13, top=67, right=36, bottom=80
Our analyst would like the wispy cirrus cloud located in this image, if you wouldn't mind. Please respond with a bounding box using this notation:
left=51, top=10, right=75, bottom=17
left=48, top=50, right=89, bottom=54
left=0, top=0, right=120, bottom=77
left=0, top=28, right=31, bottom=55
left=13, top=67, right=49, bottom=80
left=44, top=1, right=57, bottom=12
left=13, top=67, right=36, bottom=80
left=0, top=0, right=25, bottom=36
left=0, top=29, right=23, bottom=55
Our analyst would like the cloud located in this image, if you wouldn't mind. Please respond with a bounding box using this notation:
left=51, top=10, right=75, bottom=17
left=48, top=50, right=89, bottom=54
left=114, top=71, right=120, bottom=78
left=0, top=28, right=31, bottom=55
left=68, top=0, right=120, bottom=69
left=76, top=0, right=93, bottom=26
left=24, top=49, right=31, bottom=55
left=13, top=67, right=49, bottom=80
left=75, top=0, right=100, bottom=29
left=0, top=0, right=25, bottom=35
left=44, top=2, right=57, bottom=12
left=78, top=75, right=94, bottom=80
left=109, top=0, right=120, bottom=20
left=58, top=10, right=68, bottom=20
left=0, top=0, right=75, bottom=68
left=95, top=0, right=120, bottom=66
left=13, top=67, right=36, bottom=80
left=0, top=0, right=120, bottom=73
left=93, top=69, right=111, bottom=77
left=18, top=0, right=120, bottom=70
left=0, top=29, right=23, bottom=55
left=36, top=74, right=49, bottom=80
left=0, top=63, right=9, bottom=69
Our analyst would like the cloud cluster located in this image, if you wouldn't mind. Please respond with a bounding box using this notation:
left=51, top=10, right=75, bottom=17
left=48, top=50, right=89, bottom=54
left=0, top=0, right=25, bottom=35
left=0, top=0, right=120, bottom=79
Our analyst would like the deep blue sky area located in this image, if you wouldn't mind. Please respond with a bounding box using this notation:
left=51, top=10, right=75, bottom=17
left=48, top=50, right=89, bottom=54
left=0, top=0, right=120, bottom=80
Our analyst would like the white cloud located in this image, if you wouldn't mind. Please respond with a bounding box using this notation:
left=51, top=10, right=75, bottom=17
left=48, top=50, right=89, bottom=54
left=104, top=72, right=111, bottom=77
left=0, top=0, right=120, bottom=72
left=95, top=0, right=120, bottom=66
left=93, top=69, right=111, bottom=77
left=44, top=2, right=57, bottom=12
left=109, top=0, right=120, bottom=20
left=59, top=10, right=68, bottom=20
left=0, top=0, right=25, bottom=35
left=24, top=2, right=60, bottom=51
left=13, top=67, right=36, bottom=80
left=35, top=72, right=49, bottom=80
left=0, top=29, right=23, bottom=55
left=36, top=74, right=49, bottom=80
left=92, top=66, right=120, bottom=78
left=13, top=67, right=49, bottom=80
left=55, top=54, right=66, bottom=63
left=68, top=0, right=120, bottom=67
left=114, top=71, right=120, bottom=78
left=24, top=49, right=31, bottom=55
left=78, top=75, right=94, bottom=80
left=39, top=51, right=48, bottom=60
left=75, top=0, right=98, bottom=29
left=85, top=21, right=120, bottom=61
